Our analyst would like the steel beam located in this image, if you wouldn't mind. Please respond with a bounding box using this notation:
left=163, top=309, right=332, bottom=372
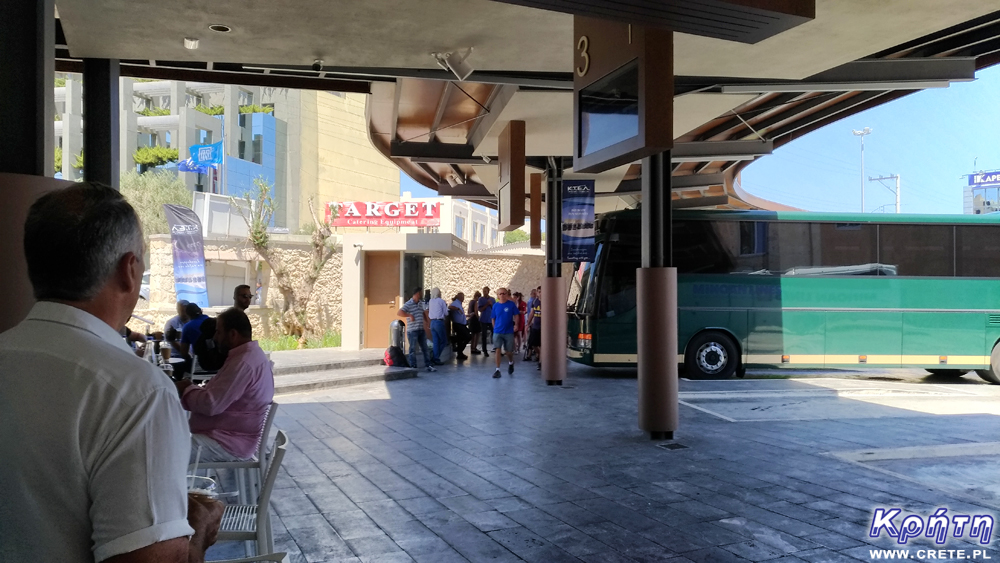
left=83, top=59, right=120, bottom=188
left=0, top=0, right=54, bottom=176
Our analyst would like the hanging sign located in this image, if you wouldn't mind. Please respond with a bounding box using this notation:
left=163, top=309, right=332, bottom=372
left=163, top=204, right=210, bottom=308
left=562, top=179, right=596, bottom=262
left=326, top=201, right=440, bottom=227
left=969, top=172, right=1000, bottom=187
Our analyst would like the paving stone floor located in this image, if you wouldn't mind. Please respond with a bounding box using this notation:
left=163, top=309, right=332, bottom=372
left=207, top=356, right=1000, bottom=562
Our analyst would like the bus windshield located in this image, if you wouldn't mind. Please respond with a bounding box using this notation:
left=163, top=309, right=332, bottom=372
left=567, top=243, right=602, bottom=315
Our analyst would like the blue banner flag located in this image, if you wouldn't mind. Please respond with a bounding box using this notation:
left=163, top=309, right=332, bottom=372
left=177, top=157, right=214, bottom=174
left=189, top=141, right=224, bottom=166
left=562, top=179, right=596, bottom=262
left=163, top=204, right=210, bottom=308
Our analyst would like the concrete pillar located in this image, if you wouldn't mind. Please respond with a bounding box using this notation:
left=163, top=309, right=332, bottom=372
left=120, top=78, right=137, bottom=175
left=341, top=235, right=365, bottom=350
left=637, top=150, right=678, bottom=439
left=541, top=158, right=567, bottom=385
left=223, top=85, right=240, bottom=158
left=62, top=79, right=84, bottom=181
left=83, top=59, right=120, bottom=188
left=169, top=81, right=186, bottom=115
left=0, top=0, right=54, bottom=176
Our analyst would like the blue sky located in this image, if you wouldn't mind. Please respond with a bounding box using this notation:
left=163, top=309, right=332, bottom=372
left=741, top=64, right=1000, bottom=214
left=402, top=64, right=1000, bottom=215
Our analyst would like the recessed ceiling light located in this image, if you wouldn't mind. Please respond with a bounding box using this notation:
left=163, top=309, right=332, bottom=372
left=208, top=24, right=231, bottom=33
left=184, top=37, right=199, bottom=49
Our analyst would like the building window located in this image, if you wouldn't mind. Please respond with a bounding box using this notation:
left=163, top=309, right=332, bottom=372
left=492, top=230, right=497, bottom=246
left=238, top=90, right=253, bottom=106
left=472, top=222, right=480, bottom=242
left=480, top=224, right=486, bottom=244
left=455, top=216, right=465, bottom=239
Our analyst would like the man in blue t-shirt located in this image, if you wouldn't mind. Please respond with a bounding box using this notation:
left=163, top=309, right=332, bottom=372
left=179, top=302, right=209, bottom=374
left=489, top=287, right=519, bottom=378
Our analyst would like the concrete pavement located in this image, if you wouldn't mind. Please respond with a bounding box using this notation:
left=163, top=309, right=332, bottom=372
left=208, top=355, right=1000, bottom=562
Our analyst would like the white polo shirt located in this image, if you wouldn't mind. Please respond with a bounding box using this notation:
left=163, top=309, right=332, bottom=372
left=0, top=302, right=194, bottom=562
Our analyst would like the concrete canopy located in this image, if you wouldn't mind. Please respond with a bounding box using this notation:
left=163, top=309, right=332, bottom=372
left=53, top=0, right=1000, bottom=212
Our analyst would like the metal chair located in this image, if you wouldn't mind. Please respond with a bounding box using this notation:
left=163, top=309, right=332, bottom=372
left=213, top=553, right=289, bottom=563
left=216, top=430, right=288, bottom=555
left=192, top=402, right=279, bottom=502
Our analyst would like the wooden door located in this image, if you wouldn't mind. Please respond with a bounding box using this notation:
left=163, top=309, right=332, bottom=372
left=364, top=252, right=400, bottom=349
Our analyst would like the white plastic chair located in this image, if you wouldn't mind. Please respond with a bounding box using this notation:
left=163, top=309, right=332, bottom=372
left=192, top=402, right=279, bottom=502
left=216, top=430, right=288, bottom=554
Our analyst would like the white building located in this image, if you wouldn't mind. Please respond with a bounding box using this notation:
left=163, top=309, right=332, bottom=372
left=399, top=192, right=500, bottom=251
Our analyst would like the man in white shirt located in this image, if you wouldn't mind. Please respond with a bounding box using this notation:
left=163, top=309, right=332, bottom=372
left=0, top=183, right=221, bottom=562
left=428, top=287, right=449, bottom=365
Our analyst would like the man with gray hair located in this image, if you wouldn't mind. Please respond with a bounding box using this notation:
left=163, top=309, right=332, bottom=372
left=428, top=287, right=449, bottom=365
left=0, top=183, right=221, bottom=562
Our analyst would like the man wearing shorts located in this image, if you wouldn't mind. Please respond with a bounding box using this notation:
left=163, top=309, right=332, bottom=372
left=490, top=288, right=519, bottom=378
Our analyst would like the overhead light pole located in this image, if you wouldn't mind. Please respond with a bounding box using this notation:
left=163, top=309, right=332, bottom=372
left=853, top=127, right=873, bottom=212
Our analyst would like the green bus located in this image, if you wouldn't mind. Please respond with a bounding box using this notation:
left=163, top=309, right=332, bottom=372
left=566, top=208, right=1000, bottom=382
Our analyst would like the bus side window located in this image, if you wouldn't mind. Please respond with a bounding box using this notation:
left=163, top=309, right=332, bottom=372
left=879, top=224, right=954, bottom=277
left=957, top=225, right=1000, bottom=277
left=599, top=242, right=639, bottom=318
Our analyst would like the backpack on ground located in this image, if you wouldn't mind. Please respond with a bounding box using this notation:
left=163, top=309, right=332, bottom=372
left=384, top=345, right=409, bottom=367
left=193, top=317, right=227, bottom=371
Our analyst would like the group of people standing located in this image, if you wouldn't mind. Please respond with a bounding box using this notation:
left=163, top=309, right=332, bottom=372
left=397, top=284, right=543, bottom=377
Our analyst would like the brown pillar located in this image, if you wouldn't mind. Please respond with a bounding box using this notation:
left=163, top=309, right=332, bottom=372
left=638, top=150, right=678, bottom=439
left=542, top=158, right=566, bottom=384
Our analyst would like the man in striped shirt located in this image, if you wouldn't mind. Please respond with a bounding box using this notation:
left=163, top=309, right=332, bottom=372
left=398, top=287, right=437, bottom=371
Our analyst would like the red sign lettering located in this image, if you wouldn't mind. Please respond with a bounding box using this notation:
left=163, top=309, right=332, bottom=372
left=326, top=201, right=440, bottom=227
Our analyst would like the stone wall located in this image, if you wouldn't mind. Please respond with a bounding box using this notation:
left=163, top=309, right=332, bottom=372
left=132, top=234, right=342, bottom=338
left=423, top=255, right=573, bottom=303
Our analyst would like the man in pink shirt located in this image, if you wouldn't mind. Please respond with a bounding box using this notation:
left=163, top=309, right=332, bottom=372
left=176, top=308, right=274, bottom=462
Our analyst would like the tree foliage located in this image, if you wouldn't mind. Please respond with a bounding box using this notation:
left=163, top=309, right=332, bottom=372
left=72, top=150, right=85, bottom=170
left=133, top=146, right=180, bottom=167
left=119, top=170, right=191, bottom=241
left=54, top=146, right=62, bottom=174
left=237, top=176, right=338, bottom=347
left=503, top=229, right=530, bottom=244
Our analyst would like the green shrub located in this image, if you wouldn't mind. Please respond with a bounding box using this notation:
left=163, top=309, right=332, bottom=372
left=195, top=104, right=225, bottom=116
left=239, top=104, right=274, bottom=114
left=54, top=147, right=62, bottom=174
left=133, top=146, right=179, bottom=167
left=138, top=107, right=171, bottom=117
left=119, top=170, right=191, bottom=241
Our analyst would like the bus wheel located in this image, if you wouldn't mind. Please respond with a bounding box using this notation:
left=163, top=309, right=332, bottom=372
left=976, top=345, right=1000, bottom=384
left=925, top=369, right=968, bottom=377
left=686, top=331, right=739, bottom=380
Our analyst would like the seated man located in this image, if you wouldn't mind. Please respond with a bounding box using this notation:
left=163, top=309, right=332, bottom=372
left=179, top=302, right=209, bottom=373
left=176, top=308, right=275, bottom=462
left=164, top=300, right=189, bottom=356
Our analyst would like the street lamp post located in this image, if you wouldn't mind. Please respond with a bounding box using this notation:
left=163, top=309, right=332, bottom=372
left=852, top=127, right=873, bottom=212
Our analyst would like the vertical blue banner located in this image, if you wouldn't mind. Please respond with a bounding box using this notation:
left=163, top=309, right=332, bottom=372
left=163, top=204, right=210, bottom=308
left=562, top=179, right=596, bottom=262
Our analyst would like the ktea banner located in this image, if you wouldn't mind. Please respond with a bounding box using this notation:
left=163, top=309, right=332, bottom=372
left=163, top=204, right=210, bottom=308
left=562, top=179, right=595, bottom=262
left=969, top=172, right=1000, bottom=187
left=189, top=141, right=224, bottom=167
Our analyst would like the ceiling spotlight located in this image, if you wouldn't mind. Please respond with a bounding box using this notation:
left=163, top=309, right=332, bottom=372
left=208, top=24, right=231, bottom=33
left=481, top=155, right=492, bottom=164
left=446, top=174, right=461, bottom=187
left=433, top=48, right=474, bottom=81
left=184, top=37, right=199, bottom=50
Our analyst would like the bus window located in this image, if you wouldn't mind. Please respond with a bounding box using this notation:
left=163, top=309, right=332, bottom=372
left=674, top=220, right=737, bottom=274
left=879, top=224, right=954, bottom=276
left=770, top=222, right=879, bottom=275
left=567, top=244, right=603, bottom=315
left=598, top=241, right=640, bottom=318
left=957, top=225, right=1000, bottom=277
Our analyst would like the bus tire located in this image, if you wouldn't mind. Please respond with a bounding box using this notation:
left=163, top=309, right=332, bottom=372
left=976, top=344, right=1000, bottom=384
left=925, top=369, right=968, bottom=377
left=685, top=331, right=739, bottom=380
